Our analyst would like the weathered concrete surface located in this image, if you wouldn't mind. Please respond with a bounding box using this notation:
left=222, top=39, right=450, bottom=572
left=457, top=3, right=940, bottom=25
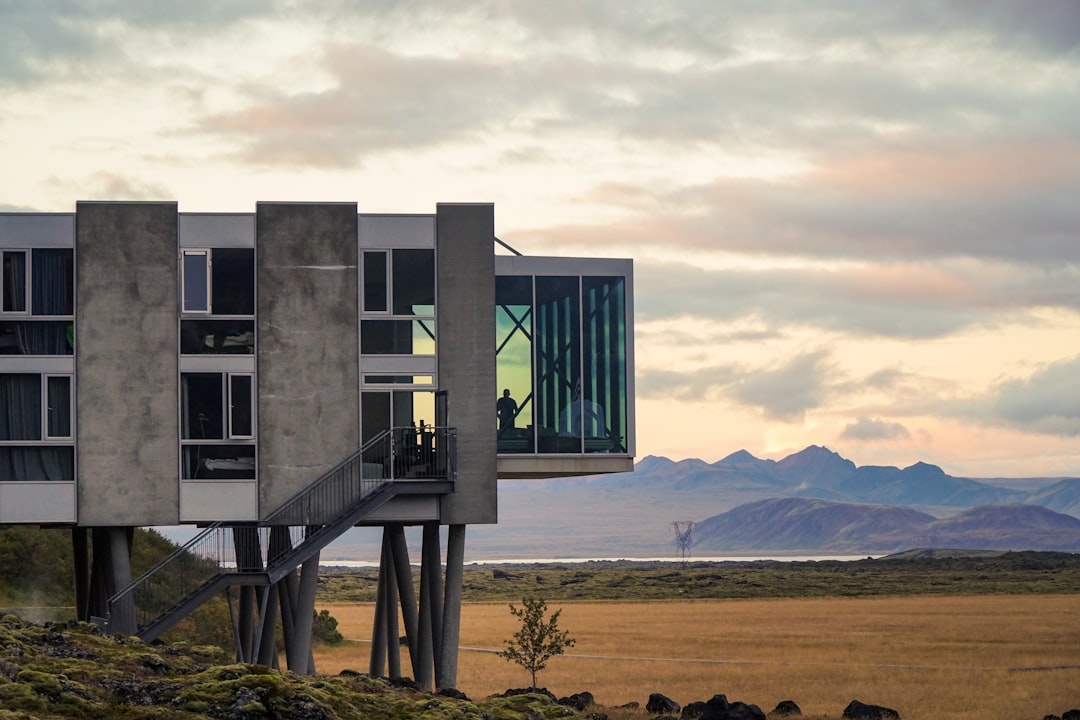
left=435, top=204, right=497, bottom=525
left=76, top=201, right=179, bottom=526
left=256, top=202, right=359, bottom=516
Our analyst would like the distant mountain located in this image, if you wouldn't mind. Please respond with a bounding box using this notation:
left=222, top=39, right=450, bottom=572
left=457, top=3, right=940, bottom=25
left=587, top=446, right=1058, bottom=512
left=693, top=498, right=1080, bottom=553
left=693, top=498, right=934, bottom=552
left=1023, top=478, right=1080, bottom=516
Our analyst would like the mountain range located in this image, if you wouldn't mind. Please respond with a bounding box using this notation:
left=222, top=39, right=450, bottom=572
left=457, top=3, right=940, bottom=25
left=328, top=446, right=1080, bottom=560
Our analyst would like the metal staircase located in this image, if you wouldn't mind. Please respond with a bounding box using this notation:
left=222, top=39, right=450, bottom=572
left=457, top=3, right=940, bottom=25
left=109, top=426, right=456, bottom=641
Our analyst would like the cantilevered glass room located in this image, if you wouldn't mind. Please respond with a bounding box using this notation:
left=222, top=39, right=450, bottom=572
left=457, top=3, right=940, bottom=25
left=495, top=255, right=634, bottom=478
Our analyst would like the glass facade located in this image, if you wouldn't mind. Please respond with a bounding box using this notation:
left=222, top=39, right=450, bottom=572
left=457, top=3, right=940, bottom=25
left=496, top=273, right=628, bottom=455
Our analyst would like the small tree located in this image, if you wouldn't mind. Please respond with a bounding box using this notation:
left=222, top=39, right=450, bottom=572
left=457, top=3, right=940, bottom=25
left=498, top=597, right=575, bottom=689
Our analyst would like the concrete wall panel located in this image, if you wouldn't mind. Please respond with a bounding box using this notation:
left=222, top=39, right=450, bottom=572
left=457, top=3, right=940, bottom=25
left=436, top=204, right=497, bottom=524
left=257, top=203, right=359, bottom=515
left=76, top=202, right=179, bottom=526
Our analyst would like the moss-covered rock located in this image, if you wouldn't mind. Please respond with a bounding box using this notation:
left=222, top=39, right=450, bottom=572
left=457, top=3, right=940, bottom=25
left=0, top=615, right=608, bottom=720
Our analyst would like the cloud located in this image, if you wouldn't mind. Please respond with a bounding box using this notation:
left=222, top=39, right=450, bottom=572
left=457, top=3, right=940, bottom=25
left=990, top=355, right=1080, bottom=436
left=631, top=257, right=1077, bottom=341
left=0, top=2, right=268, bottom=85
left=729, top=350, right=835, bottom=421
left=840, top=416, right=911, bottom=441
left=46, top=172, right=172, bottom=202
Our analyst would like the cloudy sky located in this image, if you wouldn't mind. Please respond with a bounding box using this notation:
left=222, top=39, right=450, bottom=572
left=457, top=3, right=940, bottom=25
left=3, top=1, right=1079, bottom=477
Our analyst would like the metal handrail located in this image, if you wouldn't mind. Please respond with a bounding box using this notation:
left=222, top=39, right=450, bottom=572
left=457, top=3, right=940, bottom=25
left=109, top=426, right=456, bottom=632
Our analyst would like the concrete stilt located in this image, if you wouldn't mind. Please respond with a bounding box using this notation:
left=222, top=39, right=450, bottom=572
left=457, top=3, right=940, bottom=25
left=87, top=528, right=111, bottom=619
left=289, top=551, right=320, bottom=675
left=388, top=524, right=422, bottom=681
left=107, top=526, right=136, bottom=636
left=369, top=543, right=389, bottom=676
left=71, top=528, right=89, bottom=622
left=437, top=524, right=465, bottom=689
left=383, top=532, right=401, bottom=678
left=422, top=522, right=444, bottom=667
left=255, top=586, right=279, bottom=667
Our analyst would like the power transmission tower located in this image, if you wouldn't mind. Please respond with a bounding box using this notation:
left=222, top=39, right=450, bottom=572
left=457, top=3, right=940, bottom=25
left=672, top=521, right=695, bottom=561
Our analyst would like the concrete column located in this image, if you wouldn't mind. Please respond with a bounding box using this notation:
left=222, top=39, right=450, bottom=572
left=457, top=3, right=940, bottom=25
left=369, top=552, right=388, bottom=676
left=437, top=524, right=466, bottom=689
left=418, top=522, right=442, bottom=688
left=108, top=527, right=136, bottom=636
left=255, top=586, right=279, bottom=666
left=71, top=528, right=89, bottom=622
left=87, top=528, right=111, bottom=619
left=383, top=533, right=401, bottom=678
left=388, top=524, right=422, bottom=682
left=289, top=552, right=320, bottom=675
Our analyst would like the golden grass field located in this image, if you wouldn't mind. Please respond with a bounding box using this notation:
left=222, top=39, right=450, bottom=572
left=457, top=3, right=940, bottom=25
left=314, top=595, right=1080, bottom=720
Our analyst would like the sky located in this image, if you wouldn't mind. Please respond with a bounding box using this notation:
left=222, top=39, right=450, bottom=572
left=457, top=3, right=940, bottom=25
left=2, top=1, right=1079, bottom=478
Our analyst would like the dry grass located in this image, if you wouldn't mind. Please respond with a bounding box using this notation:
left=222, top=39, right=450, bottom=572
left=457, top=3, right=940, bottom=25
left=315, top=595, right=1080, bottom=720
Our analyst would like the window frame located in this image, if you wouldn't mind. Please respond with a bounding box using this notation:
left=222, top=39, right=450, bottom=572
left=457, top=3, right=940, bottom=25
left=181, top=249, right=211, bottom=314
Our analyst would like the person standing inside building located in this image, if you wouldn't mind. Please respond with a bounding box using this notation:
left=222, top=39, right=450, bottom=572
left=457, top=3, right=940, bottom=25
left=497, top=388, right=518, bottom=435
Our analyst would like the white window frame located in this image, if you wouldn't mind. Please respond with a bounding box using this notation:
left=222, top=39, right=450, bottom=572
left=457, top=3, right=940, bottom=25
left=227, top=373, right=254, bottom=439
left=181, top=249, right=211, bottom=314
left=44, top=374, right=73, bottom=440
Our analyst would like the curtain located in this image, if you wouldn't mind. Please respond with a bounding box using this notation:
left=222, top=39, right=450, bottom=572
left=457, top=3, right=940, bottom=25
left=15, top=322, right=70, bottom=355
left=3, top=251, right=26, bottom=312
left=0, top=374, right=40, bottom=441
left=32, top=249, right=71, bottom=315
left=0, top=447, right=73, bottom=481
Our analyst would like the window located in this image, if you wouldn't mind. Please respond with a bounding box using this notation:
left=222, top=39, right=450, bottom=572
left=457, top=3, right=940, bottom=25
left=363, top=251, right=388, bottom=312
left=2, top=251, right=27, bottom=313
left=360, top=248, right=436, bottom=355
left=181, top=373, right=253, bottom=440
left=0, top=250, right=74, bottom=355
left=180, top=372, right=255, bottom=480
left=181, top=248, right=255, bottom=354
left=182, top=250, right=210, bottom=313
left=0, top=373, right=74, bottom=481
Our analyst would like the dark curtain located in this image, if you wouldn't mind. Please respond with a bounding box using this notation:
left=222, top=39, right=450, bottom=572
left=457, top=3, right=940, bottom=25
left=3, top=252, right=26, bottom=312
left=0, top=374, right=40, bottom=441
left=16, top=322, right=70, bottom=355
left=31, top=249, right=72, bottom=315
left=0, top=447, right=73, bottom=481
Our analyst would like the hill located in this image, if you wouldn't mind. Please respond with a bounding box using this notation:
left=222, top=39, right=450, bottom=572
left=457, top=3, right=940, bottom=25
left=693, top=498, right=1080, bottom=553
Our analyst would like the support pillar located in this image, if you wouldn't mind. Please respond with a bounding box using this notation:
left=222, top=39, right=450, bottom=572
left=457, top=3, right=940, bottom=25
left=71, top=528, right=89, bottom=622
left=369, top=557, right=388, bottom=676
left=418, top=522, right=442, bottom=689
left=107, top=526, right=136, bottom=636
left=382, top=530, right=401, bottom=678
left=388, top=523, right=423, bottom=683
left=437, top=524, right=465, bottom=689
left=288, top=551, right=320, bottom=675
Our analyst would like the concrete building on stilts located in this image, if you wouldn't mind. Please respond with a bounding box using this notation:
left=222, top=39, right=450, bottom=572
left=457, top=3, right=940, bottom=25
left=0, top=201, right=635, bottom=688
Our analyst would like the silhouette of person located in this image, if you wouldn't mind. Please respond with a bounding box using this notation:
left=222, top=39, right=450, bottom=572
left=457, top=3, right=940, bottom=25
left=497, top=388, right=518, bottom=434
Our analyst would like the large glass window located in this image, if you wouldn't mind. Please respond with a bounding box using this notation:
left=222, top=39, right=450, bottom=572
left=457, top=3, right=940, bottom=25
left=180, top=372, right=255, bottom=480
left=495, top=276, right=534, bottom=453
left=360, top=249, right=436, bottom=356
left=582, top=277, right=627, bottom=453
left=495, top=273, right=628, bottom=455
left=392, top=249, right=435, bottom=315
left=361, top=319, right=436, bottom=355
left=181, top=248, right=255, bottom=354
left=535, top=276, right=581, bottom=453
left=0, top=373, right=74, bottom=481
left=0, top=250, right=74, bottom=355
left=181, top=373, right=253, bottom=440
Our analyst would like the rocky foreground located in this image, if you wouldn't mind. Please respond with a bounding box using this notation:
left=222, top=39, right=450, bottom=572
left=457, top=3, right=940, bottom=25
left=2, top=615, right=1077, bottom=720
